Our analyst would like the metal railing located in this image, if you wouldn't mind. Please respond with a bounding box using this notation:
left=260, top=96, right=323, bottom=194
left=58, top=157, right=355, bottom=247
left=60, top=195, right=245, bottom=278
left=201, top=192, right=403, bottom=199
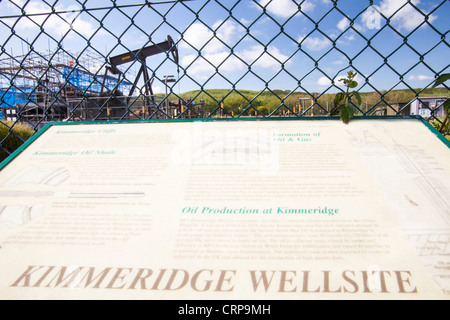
left=0, top=0, right=449, bottom=161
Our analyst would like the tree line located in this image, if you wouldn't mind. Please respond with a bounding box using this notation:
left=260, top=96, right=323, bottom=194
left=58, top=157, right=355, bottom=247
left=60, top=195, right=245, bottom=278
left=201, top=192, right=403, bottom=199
left=175, top=87, right=448, bottom=116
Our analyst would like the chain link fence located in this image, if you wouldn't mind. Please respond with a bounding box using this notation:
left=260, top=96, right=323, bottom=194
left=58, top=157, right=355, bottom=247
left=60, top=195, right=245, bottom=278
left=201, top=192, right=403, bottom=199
left=0, top=0, right=449, bottom=161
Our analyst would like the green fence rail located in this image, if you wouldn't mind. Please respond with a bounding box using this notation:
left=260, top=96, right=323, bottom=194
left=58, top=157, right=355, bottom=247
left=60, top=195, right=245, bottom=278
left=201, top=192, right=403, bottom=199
left=0, top=0, right=449, bottom=160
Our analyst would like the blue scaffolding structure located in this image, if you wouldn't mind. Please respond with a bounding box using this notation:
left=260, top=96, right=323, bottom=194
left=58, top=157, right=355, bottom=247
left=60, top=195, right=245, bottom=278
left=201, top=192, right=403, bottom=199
left=0, top=65, right=132, bottom=120
left=61, top=66, right=131, bottom=95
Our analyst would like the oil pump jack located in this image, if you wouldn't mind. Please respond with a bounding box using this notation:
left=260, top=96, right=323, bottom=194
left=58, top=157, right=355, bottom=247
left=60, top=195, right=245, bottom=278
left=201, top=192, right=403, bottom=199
left=101, top=35, right=179, bottom=107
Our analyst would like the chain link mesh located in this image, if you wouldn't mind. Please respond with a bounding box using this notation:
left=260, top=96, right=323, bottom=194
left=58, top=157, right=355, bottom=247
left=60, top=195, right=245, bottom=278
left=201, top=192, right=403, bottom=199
left=1, top=0, right=449, bottom=161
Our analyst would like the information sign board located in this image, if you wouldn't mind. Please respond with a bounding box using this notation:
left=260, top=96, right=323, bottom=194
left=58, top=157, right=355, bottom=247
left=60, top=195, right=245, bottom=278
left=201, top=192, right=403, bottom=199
left=0, top=118, right=449, bottom=299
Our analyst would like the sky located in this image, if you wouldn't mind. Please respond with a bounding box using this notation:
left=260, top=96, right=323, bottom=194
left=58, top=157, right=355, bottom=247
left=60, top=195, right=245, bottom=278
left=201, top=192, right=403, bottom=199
left=0, top=0, right=449, bottom=95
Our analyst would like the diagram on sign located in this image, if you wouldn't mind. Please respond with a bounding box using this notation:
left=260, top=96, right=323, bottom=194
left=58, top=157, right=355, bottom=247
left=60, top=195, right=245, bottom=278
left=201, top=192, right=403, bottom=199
left=3, top=165, right=70, bottom=187
left=0, top=204, right=44, bottom=228
left=347, top=123, right=450, bottom=228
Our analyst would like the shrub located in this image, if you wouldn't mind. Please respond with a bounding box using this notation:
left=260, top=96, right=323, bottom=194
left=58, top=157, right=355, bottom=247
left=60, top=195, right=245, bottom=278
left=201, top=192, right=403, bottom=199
left=0, top=121, right=35, bottom=163
left=430, top=118, right=450, bottom=141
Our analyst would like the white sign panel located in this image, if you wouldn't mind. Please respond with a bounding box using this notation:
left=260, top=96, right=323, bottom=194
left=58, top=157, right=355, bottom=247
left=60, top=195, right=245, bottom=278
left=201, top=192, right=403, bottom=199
left=0, top=118, right=449, bottom=300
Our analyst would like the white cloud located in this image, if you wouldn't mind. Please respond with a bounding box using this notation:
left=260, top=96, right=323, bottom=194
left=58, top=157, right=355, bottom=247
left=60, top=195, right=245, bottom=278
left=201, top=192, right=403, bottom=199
left=344, top=34, right=355, bottom=42
left=317, top=73, right=365, bottom=87
left=181, top=20, right=290, bottom=78
left=337, top=17, right=350, bottom=31
left=362, top=0, right=436, bottom=31
left=240, top=18, right=253, bottom=26
left=257, top=0, right=315, bottom=18
left=181, top=52, right=243, bottom=79
left=317, top=76, right=331, bottom=86
left=240, top=45, right=290, bottom=69
left=408, top=75, right=434, bottom=81
left=181, top=20, right=244, bottom=54
left=298, top=35, right=331, bottom=51
left=214, top=20, right=241, bottom=44
left=333, top=60, right=346, bottom=65
left=182, top=44, right=290, bottom=79
left=180, top=21, right=244, bottom=77
left=181, top=23, right=221, bottom=54
left=152, top=85, right=164, bottom=94
left=10, top=1, right=100, bottom=37
left=182, top=51, right=251, bottom=80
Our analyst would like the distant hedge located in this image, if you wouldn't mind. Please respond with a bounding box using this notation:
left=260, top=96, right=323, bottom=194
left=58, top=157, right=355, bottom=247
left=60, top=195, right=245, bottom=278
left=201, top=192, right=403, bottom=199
left=0, top=121, right=35, bottom=163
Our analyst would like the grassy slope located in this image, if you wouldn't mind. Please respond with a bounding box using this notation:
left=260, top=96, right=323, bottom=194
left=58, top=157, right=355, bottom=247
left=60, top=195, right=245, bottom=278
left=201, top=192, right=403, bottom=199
left=178, top=87, right=449, bottom=102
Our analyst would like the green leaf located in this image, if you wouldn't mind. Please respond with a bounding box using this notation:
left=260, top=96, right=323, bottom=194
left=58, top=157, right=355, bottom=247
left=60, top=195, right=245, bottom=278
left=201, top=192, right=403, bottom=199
left=340, top=104, right=354, bottom=124
left=334, top=92, right=345, bottom=106
left=348, top=71, right=357, bottom=80
left=352, top=91, right=362, bottom=105
left=348, top=80, right=358, bottom=89
left=444, top=99, right=450, bottom=114
left=329, top=106, right=340, bottom=116
left=432, top=73, right=450, bottom=88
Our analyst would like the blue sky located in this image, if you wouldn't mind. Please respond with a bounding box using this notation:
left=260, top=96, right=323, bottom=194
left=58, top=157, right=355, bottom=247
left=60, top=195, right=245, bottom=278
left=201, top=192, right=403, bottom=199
left=1, top=0, right=449, bottom=95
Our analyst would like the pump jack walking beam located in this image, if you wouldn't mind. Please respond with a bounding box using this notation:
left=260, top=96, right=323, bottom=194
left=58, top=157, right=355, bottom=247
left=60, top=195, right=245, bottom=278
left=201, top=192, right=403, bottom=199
left=103, top=35, right=179, bottom=104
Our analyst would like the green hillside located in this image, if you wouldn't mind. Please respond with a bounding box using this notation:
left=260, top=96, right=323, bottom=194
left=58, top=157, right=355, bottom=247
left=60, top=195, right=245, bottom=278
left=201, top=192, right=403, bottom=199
left=170, top=87, right=449, bottom=116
